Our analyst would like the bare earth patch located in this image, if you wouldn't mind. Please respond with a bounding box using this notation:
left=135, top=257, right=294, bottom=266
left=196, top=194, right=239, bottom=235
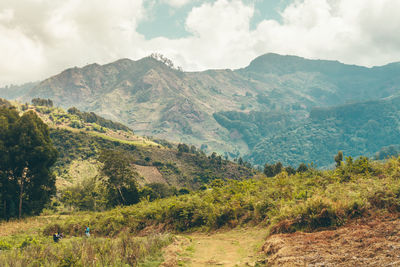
left=134, top=164, right=167, bottom=185
left=161, top=235, right=192, bottom=267
left=262, top=214, right=400, bottom=266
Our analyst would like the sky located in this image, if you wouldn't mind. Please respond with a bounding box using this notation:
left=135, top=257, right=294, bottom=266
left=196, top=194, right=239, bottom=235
left=1, top=0, right=400, bottom=86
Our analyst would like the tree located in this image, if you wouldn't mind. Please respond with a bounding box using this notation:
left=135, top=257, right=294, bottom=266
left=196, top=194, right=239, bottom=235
left=264, top=162, right=283, bottom=177
left=297, top=163, right=308, bottom=173
left=31, top=98, right=53, bottom=107
left=273, top=162, right=283, bottom=175
left=264, top=163, right=274, bottom=177
left=334, top=151, right=343, bottom=168
left=0, top=108, right=57, bottom=219
left=143, top=183, right=177, bottom=200
left=177, top=143, right=189, bottom=154
left=285, top=166, right=296, bottom=175
left=190, top=145, right=197, bottom=154
left=98, top=150, right=140, bottom=207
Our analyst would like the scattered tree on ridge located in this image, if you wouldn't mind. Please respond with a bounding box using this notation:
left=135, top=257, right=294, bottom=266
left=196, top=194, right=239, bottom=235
left=335, top=151, right=344, bottom=168
left=264, top=162, right=308, bottom=177
left=296, top=163, right=308, bottom=173
left=31, top=98, right=53, bottom=107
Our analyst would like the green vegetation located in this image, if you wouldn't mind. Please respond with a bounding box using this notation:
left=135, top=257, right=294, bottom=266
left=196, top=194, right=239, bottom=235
left=247, top=96, right=400, bottom=167
left=98, top=149, right=140, bottom=207
left=0, top=232, right=173, bottom=266
left=67, top=107, right=131, bottom=132
left=38, top=156, right=400, bottom=238
left=0, top=107, right=57, bottom=219
left=16, top=103, right=252, bottom=213
left=213, top=110, right=294, bottom=148
left=49, top=129, right=136, bottom=172
left=0, top=98, right=12, bottom=107
left=0, top=154, right=395, bottom=266
left=32, top=98, right=53, bottom=107
left=0, top=101, right=255, bottom=217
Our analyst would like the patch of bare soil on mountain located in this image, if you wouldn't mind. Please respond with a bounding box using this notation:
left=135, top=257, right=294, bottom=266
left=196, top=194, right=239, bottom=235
left=134, top=164, right=167, bottom=185
left=262, top=214, right=400, bottom=266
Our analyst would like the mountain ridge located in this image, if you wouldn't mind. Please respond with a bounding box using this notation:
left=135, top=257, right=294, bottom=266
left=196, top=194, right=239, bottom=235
left=2, top=53, right=400, bottom=167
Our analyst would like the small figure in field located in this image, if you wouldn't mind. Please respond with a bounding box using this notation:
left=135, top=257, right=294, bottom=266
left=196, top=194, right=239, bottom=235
left=85, top=226, right=90, bottom=237
left=53, top=232, right=63, bottom=242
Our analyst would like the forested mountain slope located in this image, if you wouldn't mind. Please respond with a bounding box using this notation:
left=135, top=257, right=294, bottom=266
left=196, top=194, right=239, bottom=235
left=247, top=96, right=400, bottom=167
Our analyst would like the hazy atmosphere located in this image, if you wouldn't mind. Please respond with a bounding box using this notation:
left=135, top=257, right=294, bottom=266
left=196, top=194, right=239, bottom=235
left=2, top=0, right=400, bottom=86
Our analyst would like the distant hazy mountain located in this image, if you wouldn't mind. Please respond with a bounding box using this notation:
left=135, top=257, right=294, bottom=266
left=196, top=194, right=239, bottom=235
left=0, top=82, right=38, bottom=100
left=2, top=53, right=400, bottom=167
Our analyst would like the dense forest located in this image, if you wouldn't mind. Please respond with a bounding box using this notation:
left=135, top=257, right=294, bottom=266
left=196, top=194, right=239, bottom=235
left=245, top=96, right=400, bottom=167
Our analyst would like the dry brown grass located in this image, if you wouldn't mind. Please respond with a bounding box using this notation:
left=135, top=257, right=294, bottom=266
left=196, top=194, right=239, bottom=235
left=186, top=227, right=267, bottom=266
left=0, top=215, right=66, bottom=237
left=261, top=213, right=400, bottom=266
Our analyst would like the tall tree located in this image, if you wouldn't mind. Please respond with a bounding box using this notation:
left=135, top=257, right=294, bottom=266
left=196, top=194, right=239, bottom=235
left=335, top=151, right=344, bottom=168
left=0, top=108, right=57, bottom=219
left=99, top=150, right=140, bottom=207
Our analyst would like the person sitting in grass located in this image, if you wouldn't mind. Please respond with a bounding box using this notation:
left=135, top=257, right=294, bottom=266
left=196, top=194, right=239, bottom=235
left=53, top=232, right=62, bottom=242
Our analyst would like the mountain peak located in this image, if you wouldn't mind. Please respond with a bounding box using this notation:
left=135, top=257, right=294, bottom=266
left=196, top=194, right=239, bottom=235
left=245, top=53, right=365, bottom=75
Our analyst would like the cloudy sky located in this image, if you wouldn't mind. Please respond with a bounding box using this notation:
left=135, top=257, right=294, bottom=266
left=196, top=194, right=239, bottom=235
left=1, top=0, right=400, bottom=86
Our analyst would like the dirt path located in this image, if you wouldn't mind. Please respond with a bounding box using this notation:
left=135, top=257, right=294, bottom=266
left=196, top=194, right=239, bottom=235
left=161, top=227, right=267, bottom=267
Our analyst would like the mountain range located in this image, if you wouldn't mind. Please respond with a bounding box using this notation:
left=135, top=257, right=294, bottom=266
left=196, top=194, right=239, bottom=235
left=2, top=53, right=400, bottom=167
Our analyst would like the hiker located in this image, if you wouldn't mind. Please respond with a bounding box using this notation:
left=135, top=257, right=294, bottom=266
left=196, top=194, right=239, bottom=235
left=53, top=232, right=62, bottom=242
left=85, top=226, right=90, bottom=237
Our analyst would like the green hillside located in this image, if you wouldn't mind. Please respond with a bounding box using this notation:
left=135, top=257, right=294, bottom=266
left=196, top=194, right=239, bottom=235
left=0, top=99, right=255, bottom=219
left=20, top=101, right=254, bottom=188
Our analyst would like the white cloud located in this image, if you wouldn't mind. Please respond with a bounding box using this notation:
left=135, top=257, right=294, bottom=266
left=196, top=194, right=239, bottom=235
left=161, top=0, right=190, bottom=8
left=165, top=0, right=400, bottom=70
left=145, top=0, right=256, bottom=70
left=0, top=0, right=147, bottom=86
left=126, top=0, right=400, bottom=71
left=1, top=0, right=400, bottom=86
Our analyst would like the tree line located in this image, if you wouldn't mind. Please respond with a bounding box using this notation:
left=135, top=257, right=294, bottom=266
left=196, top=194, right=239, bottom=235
left=32, top=98, right=53, bottom=107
